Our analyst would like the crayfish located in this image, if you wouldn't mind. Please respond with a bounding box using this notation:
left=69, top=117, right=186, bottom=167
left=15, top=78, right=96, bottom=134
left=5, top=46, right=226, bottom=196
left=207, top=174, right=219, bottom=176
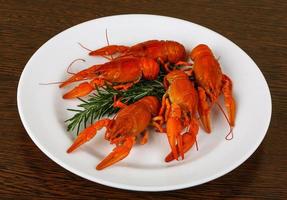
left=89, top=40, right=187, bottom=71
left=67, top=96, right=160, bottom=170
left=190, top=44, right=236, bottom=133
left=60, top=57, right=160, bottom=99
left=65, top=40, right=237, bottom=168
left=154, top=70, right=199, bottom=162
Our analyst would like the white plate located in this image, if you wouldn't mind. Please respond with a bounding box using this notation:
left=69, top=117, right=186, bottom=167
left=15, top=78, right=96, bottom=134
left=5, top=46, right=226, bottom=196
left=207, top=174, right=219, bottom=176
left=17, top=14, right=272, bottom=191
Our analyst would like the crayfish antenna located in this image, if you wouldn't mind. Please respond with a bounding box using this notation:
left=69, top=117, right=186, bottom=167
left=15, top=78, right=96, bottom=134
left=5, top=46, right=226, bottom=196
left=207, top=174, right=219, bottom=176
left=105, top=28, right=113, bottom=60
left=66, top=58, right=86, bottom=75
left=78, top=42, right=92, bottom=52
left=216, top=103, right=234, bottom=140
left=225, top=127, right=234, bottom=140
left=39, top=81, right=64, bottom=85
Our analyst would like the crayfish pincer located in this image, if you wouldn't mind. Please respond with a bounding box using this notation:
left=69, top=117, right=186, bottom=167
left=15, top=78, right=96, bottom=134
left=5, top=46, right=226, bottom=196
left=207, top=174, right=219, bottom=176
left=67, top=96, right=160, bottom=170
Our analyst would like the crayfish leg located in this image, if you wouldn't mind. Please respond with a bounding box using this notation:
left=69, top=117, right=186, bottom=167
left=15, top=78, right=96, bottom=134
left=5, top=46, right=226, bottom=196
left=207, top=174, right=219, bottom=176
left=96, top=137, right=135, bottom=170
left=151, top=119, right=165, bottom=133
left=113, top=96, right=127, bottom=109
left=112, top=79, right=139, bottom=91
left=140, top=130, right=149, bottom=145
left=198, top=87, right=211, bottom=133
left=67, top=119, right=111, bottom=153
left=164, top=98, right=171, bottom=122
left=159, top=93, right=168, bottom=117
left=152, top=93, right=169, bottom=131
left=175, top=61, right=193, bottom=67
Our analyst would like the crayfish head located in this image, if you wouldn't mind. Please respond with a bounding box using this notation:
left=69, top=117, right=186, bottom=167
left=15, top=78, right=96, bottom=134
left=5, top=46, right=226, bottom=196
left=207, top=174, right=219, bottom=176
left=190, top=44, right=223, bottom=103
left=164, top=70, right=188, bottom=86
left=190, top=44, right=213, bottom=61
left=165, top=41, right=187, bottom=63
left=140, top=57, right=160, bottom=80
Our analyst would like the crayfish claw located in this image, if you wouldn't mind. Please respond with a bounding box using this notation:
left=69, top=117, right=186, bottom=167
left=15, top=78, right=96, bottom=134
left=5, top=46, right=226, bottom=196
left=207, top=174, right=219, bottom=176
left=96, top=137, right=135, bottom=170
left=63, top=82, right=94, bottom=99
left=166, top=117, right=183, bottom=161
left=165, top=118, right=199, bottom=162
left=67, top=119, right=110, bottom=153
left=165, top=132, right=198, bottom=162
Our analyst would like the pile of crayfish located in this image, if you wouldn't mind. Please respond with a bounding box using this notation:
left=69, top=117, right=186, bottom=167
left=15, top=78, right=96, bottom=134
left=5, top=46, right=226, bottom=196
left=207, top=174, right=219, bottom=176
left=61, top=40, right=236, bottom=170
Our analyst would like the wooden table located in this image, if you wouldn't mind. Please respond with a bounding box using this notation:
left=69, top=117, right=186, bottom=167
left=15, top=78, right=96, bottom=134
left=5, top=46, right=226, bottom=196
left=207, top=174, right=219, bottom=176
left=1, top=0, right=286, bottom=199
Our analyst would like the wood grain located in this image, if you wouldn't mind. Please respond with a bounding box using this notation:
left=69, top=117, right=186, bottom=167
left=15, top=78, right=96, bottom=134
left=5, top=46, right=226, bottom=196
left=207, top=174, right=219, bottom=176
left=1, top=0, right=287, bottom=199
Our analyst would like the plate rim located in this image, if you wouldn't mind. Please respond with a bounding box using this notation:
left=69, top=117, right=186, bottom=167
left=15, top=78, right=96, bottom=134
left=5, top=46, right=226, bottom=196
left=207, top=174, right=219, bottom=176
left=17, top=14, right=272, bottom=191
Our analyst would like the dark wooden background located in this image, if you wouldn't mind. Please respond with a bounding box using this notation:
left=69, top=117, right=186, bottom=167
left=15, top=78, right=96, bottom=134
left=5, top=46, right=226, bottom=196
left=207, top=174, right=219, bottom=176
left=1, top=0, right=287, bottom=199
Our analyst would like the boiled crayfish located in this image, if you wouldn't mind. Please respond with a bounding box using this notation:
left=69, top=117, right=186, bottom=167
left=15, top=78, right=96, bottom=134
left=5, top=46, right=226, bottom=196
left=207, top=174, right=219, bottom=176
left=154, top=70, right=199, bottom=162
left=67, top=96, right=160, bottom=170
left=89, top=40, right=187, bottom=70
left=60, top=57, right=160, bottom=99
left=190, top=44, right=236, bottom=133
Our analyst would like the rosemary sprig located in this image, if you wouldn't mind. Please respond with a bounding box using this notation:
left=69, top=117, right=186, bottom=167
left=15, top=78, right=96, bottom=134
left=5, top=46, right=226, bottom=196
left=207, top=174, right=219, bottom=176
left=65, top=72, right=165, bottom=135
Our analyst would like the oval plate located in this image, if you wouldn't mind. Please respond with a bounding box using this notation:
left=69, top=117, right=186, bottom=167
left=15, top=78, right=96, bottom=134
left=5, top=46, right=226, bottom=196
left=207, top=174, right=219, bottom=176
left=17, top=14, right=272, bottom=191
